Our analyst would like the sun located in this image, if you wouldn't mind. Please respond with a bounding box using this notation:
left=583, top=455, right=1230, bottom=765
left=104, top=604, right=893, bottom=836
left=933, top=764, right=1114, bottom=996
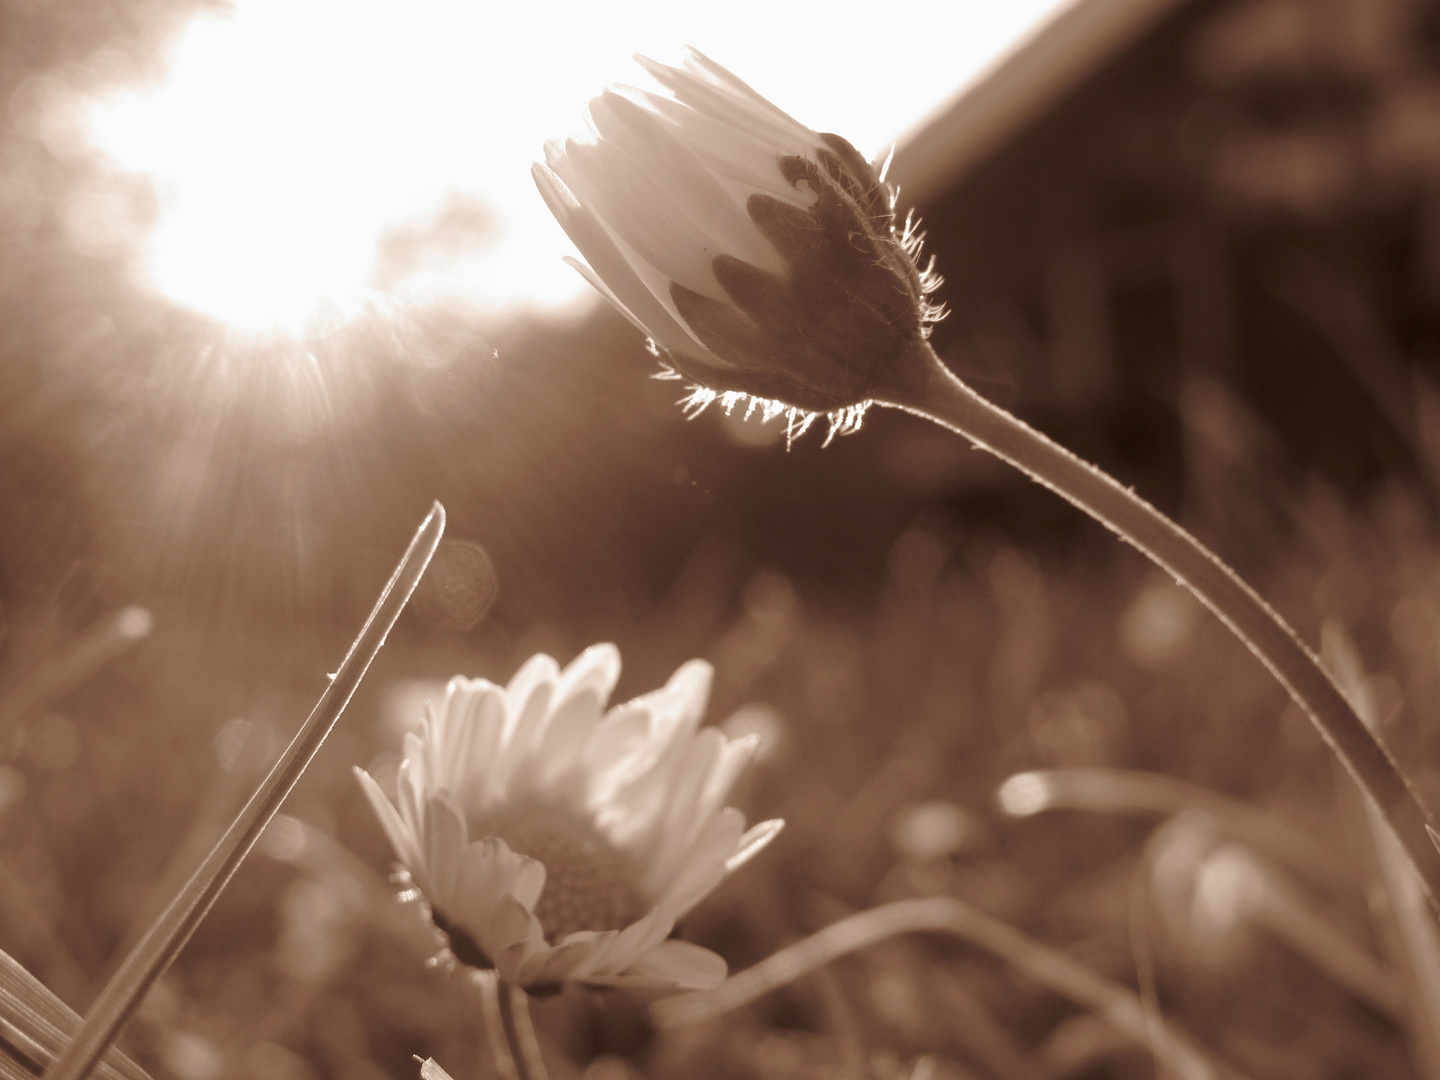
left=79, top=0, right=1073, bottom=332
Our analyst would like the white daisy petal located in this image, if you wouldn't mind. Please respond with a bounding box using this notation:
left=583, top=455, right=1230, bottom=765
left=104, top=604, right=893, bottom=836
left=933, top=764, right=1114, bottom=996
left=401, top=731, right=430, bottom=791
left=588, top=92, right=783, bottom=275
left=633, top=54, right=817, bottom=157
left=395, top=759, right=427, bottom=837
left=515, top=938, right=602, bottom=987
left=454, top=683, right=508, bottom=798
left=353, top=767, right=423, bottom=871
left=421, top=796, right=469, bottom=902
left=621, top=940, right=728, bottom=990
left=355, top=645, right=780, bottom=991
left=654, top=806, right=746, bottom=915
left=532, top=162, right=727, bottom=365
left=683, top=48, right=826, bottom=153
left=558, top=643, right=623, bottom=706
left=574, top=905, right=672, bottom=977
left=505, top=652, right=560, bottom=709
left=685, top=733, right=761, bottom=840
left=727, top=818, right=786, bottom=872
left=523, top=643, right=621, bottom=778
left=558, top=138, right=728, bottom=302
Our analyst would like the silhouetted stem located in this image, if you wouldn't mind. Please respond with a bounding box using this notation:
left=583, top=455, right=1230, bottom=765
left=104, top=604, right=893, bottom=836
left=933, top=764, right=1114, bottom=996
left=874, top=341, right=1440, bottom=904
left=43, top=502, right=446, bottom=1080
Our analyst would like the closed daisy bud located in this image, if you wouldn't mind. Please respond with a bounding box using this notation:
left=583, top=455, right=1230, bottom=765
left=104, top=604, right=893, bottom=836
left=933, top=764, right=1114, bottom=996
left=355, top=645, right=783, bottom=993
left=530, top=60, right=1440, bottom=915
left=533, top=48, right=943, bottom=442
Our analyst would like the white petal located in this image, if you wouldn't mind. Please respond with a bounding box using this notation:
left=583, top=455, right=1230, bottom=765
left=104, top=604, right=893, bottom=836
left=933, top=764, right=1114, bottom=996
left=556, top=137, right=728, bottom=302
left=353, top=767, right=422, bottom=872
left=634, top=54, right=817, bottom=158
left=652, top=728, right=727, bottom=853
left=533, top=162, right=727, bottom=365
left=595, top=659, right=715, bottom=798
left=582, top=703, right=656, bottom=783
left=483, top=892, right=550, bottom=984
left=401, top=731, right=430, bottom=793
left=574, top=906, right=672, bottom=977
left=727, top=818, right=785, bottom=872
left=632, top=92, right=810, bottom=205
left=509, top=850, right=547, bottom=912
left=560, top=257, right=651, bottom=336
left=683, top=46, right=820, bottom=146
left=653, top=807, right=744, bottom=915
left=558, top=642, right=623, bottom=705
left=515, top=937, right=602, bottom=987
left=395, top=758, right=428, bottom=837
left=688, top=734, right=761, bottom=837
left=662, top=659, right=714, bottom=725
left=493, top=653, right=559, bottom=783
left=587, top=91, right=782, bottom=274
left=435, top=679, right=493, bottom=793
left=421, top=795, right=469, bottom=904
left=618, top=940, right=728, bottom=990
left=453, top=684, right=508, bottom=804
left=505, top=653, right=559, bottom=711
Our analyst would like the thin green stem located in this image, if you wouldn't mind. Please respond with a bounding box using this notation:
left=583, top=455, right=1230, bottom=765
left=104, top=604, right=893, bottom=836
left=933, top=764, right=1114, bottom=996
left=43, top=502, right=446, bottom=1080
left=873, top=341, right=1440, bottom=905
left=651, top=897, right=1241, bottom=1080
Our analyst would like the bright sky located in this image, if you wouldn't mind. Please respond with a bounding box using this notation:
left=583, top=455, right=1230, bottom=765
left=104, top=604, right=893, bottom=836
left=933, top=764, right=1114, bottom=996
left=83, top=0, right=1071, bottom=331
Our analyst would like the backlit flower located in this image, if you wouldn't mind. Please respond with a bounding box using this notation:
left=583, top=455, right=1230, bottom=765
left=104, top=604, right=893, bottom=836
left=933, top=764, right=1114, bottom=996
left=355, top=644, right=782, bottom=992
left=533, top=48, right=943, bottom=442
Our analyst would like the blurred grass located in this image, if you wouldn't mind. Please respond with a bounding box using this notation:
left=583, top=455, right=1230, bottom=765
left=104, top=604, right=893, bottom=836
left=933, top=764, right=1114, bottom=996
left=7, top=0, right=1440, bottom=1077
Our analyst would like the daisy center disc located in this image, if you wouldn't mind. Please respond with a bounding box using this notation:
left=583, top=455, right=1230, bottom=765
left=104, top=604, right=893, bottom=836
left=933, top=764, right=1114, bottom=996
left=476, top=803, right=648, bottom=942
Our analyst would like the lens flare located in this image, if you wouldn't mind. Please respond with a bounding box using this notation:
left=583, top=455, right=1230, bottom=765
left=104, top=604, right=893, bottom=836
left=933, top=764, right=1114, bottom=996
left=80, top=0, right=1071, bottom=331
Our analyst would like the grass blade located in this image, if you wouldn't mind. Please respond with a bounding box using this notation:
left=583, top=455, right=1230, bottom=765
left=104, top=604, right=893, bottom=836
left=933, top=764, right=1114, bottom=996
left=1322, top=620, right=1440, bottom=1080
left=43, top=501, right=446, bottom=1080
left=0, top=948, right=151, bottom=1080
left=998, top=767, right=1341, bottom=890
left=652, top=897, right=1246, bottom=1080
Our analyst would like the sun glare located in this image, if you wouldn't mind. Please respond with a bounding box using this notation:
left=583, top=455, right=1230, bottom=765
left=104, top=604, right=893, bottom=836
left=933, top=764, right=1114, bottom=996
left=83, top=0, right=1072, bottom=331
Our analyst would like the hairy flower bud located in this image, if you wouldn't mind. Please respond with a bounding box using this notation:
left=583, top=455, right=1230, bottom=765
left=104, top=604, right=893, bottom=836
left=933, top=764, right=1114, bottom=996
left=534, top=48, right=942, bottom=439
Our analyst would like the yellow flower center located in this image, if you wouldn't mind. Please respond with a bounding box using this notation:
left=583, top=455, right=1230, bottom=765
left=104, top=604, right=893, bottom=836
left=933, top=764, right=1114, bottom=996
left=476, top=802, right=648, bottom=941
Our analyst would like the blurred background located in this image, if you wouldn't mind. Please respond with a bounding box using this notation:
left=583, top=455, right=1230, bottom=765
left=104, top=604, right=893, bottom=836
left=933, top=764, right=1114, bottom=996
left=5, top=0, right=1440, bottom=1077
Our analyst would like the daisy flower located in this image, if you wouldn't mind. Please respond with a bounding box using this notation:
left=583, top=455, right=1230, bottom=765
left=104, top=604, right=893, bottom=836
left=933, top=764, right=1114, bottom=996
left=355, top=644, right=782, bottom=992
left=532, top=48, right=942, bottom=440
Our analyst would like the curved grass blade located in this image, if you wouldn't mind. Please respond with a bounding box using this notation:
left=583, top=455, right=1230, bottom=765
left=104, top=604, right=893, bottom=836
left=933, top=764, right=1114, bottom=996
left=997, top=767, right=1342, bottom=890
left=1322, top=621, right=1440, bottom=1080
left=652, top=897, right=1246, bottom=1080
left=44, top=502, right=446, bottom=1080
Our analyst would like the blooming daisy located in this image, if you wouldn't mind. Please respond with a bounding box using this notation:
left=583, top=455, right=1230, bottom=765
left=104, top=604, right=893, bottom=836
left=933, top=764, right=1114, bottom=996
left=355, top=644, right=782, bottom=991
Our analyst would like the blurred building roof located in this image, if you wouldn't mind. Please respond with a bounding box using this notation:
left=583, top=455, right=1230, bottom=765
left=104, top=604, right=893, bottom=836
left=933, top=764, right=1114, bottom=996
left=889, top=0, right=1189, bottom=207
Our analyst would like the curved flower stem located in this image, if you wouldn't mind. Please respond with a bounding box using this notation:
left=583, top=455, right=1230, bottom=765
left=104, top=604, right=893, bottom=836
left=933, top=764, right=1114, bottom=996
left=499, top=982, right=549, bottom=1080
left=651, top=897, right=1241, bottom=1080
left=473, top=971, right=520, bottom=1080
left=872, top=340, right=1440, bottom=905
